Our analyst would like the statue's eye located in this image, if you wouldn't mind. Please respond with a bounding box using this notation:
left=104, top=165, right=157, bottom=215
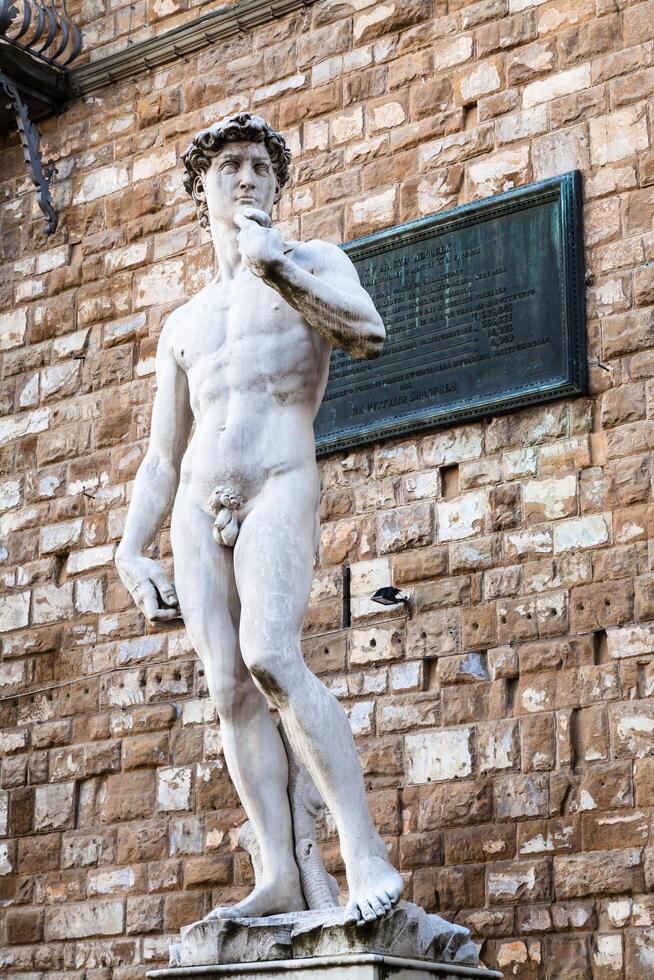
left=255, top=164, right=269, bottom=174
left=221, top=161, right=238, bottom=172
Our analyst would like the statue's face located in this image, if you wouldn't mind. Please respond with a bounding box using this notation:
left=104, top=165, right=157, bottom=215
left=203, top=140, right=279, bottom=224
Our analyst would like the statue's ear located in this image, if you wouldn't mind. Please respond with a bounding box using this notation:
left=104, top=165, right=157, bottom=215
left=194, top=176, right=206, bottom=202
left=273, top=177, right=282, bottom=204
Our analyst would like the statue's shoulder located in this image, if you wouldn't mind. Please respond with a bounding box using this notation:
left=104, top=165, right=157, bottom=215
left=158, top=296, right=197, bottom=352
left=292, top=238, right=356, bottom=277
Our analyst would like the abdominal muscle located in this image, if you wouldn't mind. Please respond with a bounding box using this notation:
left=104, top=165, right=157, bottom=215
left=179, top=394, right=319, bottom=518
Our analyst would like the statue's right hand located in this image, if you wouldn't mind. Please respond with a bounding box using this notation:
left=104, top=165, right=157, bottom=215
left=115, top=549, right=181, bottom=624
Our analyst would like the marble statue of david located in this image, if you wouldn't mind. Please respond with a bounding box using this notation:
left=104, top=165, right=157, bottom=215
left=115, top=112, right=404, bottom=926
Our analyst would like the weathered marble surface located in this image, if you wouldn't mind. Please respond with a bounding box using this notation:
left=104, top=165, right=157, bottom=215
left=148, top=956, right=501, bottom=979
left=115, top=110, right=403, bottom=926
left=161, top=902, right=487, bottom=970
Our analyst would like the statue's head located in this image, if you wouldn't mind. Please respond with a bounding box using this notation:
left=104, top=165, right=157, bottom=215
left=182, top=112, right=292, bottom=228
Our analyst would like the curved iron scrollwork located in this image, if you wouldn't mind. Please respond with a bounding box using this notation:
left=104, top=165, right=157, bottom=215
left=1, top=0, right=81, bottom=234
left=0, top=0, right=81, bottom=68
left=0, top=70, right=58, bottom=234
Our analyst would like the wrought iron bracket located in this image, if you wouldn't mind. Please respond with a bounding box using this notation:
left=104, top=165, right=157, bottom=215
left=0, top=68, right=57, bottom=234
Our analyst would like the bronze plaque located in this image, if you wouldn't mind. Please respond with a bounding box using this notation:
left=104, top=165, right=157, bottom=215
left=315, top=172, right=585, bottom=456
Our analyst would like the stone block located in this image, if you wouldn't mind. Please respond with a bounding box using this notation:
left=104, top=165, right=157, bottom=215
left=487, top=858, right=551, bottom=905
left=405, top=727, right=474, bottom=784
left=437, top=491, right=487, bottom=542
left=610, top=700, right=654, bottom=758
left=554, top=848, right=643, bottom=898
left=0, top=592, right=30, bottom=633
left=34, top=781, right=75, bottom=831
left=127, top=894, right=164, bottom=935
left=419, top=780, right=493, bottom=831
left=101, top=770, right=156, bottom=823
left=494, top=774, right=548, bottom=819
left=167, top=903, right=484, bottom=972
left=378, top=502, right=433, bottom=554
left=444, top=823, right=515, bottom=865
left=46, top=899, right=124, bottom=939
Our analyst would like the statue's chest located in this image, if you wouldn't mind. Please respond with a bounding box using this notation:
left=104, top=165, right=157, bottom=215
left=172, top=279, right=304, bottom=371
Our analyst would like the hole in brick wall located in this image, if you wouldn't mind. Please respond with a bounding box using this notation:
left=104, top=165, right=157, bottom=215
left=441, top=464, right=459, bottom=500
left=594, top=629, right=609, bottom=664
left=55, top=554, right=68, bottom=586
left=342, top=563, right=351, bottom=629
left=464, top=104, right=478, bottom=131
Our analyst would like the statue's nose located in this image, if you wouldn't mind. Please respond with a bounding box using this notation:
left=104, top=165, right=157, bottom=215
left=239, top=165, right=255, bottom=188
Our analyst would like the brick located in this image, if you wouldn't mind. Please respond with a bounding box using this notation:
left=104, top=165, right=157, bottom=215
left=444, top=823, right=515, bottom=864
left=517, top=816, right=579, bottom=856
left=0, top=592, right=30, bottom=633
left=126, top=894, right=164, bottom=935
left=554, top=849, right=644, bottom=898
left=405, top=727, right=474, bottom=784
left=523, top=65, right=591, bottom=108
left=46, top=900, right=124, bottom=939
left=487, top=858, right=550, bottom=905
left=467, top=145, right=531, bottom=198
left=378, top=501, right=433, bottom=554
left=101, top=771, right=156, bottom=823
left=34, top=782, right=75, bottom=831
left=184, top=854, right=232, bottom=887
left=419, top=124, right=494, bottom=171
left=164, top=891, right=208, bottom=931
left=610, top=700, right=654, bottom=758
left=494, top=774, right=548, bottom=819
left=570, top=579, right=633, bottom=632
left=582, top=809, right=649, bottom=851
left=349, top=624, right=404, bottom=667
left=5, top=907, right=43, bottom=944
left=418, top=780, right=493, bottom=830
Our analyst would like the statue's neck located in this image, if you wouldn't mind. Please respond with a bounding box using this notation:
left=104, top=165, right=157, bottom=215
left=209, top=217, right=242, bottom=282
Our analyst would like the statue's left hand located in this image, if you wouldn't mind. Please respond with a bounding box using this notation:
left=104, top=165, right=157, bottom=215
left=235, top=208, right=285, bottom=278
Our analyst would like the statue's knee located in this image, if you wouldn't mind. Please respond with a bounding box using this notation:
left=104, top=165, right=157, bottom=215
left=246, top=650, right=290, bottom=709
left=205, top=672, right=243, bottom=718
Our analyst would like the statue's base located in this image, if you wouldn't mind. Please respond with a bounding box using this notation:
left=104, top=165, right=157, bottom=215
left=145, top=903, right=501, bottom=980
left=147, top=952, right=501, bottom=978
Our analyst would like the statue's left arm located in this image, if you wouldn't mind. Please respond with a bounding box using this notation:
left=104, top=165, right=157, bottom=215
left=235, top=212, right=385, bottom=359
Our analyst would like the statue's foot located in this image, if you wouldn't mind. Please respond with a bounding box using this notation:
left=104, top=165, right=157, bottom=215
left=344, top=854, right=404, bottom=927
left=205, top=876, right=307, bottom=921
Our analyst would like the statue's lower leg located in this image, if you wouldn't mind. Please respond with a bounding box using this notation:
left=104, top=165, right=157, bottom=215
left=249, top=657, right=404, bottom=926
left=205, top=689, right=305, bottom=920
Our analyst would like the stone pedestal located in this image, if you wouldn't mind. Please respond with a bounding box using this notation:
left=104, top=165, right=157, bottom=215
left=146, top=903, right=502, bottom=980
left=147, top=952, right=501, bottom=978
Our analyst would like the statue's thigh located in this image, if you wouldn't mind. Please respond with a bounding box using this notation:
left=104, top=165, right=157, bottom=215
left=233, top=472, right=318, bottom=642
left=170, top=496, right=241, bottom=670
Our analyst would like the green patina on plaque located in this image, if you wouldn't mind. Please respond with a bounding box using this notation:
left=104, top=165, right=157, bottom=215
left=315, top=171, right=586, bottom=456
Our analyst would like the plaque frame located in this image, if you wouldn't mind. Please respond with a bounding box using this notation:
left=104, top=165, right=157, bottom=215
left=315, top=171, right=586, bottom=457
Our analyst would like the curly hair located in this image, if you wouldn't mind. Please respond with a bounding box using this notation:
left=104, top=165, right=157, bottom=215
left=181, top=112, right=292, bottom=228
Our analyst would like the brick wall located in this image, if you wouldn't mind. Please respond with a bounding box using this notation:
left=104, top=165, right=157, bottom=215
left=1, top=0, right=654, bottom=975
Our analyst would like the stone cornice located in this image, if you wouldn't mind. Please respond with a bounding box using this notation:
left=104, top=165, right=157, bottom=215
left=70, top=0, right=316, bottom=96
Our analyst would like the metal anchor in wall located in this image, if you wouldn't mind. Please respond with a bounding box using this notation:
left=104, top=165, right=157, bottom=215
left=0, top=70, right=58, bottom=234
left=1, top=0, right=82, bottom=235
